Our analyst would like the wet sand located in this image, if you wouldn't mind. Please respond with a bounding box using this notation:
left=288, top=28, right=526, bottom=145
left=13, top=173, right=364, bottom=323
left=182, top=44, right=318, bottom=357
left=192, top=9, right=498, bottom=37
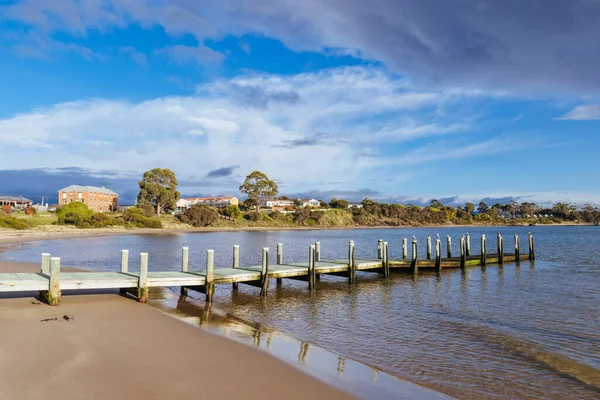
left=0, top=260, right=354, bottom=400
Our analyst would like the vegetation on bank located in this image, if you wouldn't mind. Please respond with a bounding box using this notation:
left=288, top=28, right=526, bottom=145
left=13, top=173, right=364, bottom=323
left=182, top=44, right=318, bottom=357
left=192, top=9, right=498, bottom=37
left=2, top=168, right=599, bottom=231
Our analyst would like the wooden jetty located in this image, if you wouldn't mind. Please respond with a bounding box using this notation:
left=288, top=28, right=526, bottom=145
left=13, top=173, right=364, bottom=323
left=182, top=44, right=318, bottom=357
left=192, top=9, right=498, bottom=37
left=0, top=233, right=535, bottom=306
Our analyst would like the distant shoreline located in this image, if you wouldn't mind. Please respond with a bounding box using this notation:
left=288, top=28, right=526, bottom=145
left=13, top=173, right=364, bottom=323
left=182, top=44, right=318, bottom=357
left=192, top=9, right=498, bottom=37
left=0, top=222, right=593, bottom=247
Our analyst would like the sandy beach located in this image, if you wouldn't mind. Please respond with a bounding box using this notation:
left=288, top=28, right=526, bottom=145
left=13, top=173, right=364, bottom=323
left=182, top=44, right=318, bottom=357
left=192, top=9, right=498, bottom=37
left=0, top=258, right=354, bottom=399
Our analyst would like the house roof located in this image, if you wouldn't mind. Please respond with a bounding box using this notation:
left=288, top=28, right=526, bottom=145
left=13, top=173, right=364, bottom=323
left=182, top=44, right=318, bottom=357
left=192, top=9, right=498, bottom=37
left=59, top=185, right=118, bottom=195
left=0, top=195, right=32, bottom=203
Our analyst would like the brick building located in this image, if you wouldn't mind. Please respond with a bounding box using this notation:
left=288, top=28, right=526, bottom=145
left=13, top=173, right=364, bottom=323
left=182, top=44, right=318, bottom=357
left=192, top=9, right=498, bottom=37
left=58, top=185, right=118, bottom=213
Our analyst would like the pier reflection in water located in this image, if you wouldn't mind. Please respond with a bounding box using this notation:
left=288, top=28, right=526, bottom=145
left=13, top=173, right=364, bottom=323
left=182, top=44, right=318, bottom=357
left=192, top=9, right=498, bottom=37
left=151, top=291, right=446, bottom=400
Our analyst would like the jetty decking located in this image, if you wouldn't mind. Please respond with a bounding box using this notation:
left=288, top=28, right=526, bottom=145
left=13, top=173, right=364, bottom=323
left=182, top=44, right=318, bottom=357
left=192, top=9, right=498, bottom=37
left=0, top=233, right=535, bottom=306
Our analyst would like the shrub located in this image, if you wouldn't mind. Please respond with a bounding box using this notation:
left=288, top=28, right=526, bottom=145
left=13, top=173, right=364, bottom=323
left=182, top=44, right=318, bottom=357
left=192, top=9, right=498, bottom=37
left=269, top=210, right=281, bottom=220
left=181, top=204, right=218, bottom=227
left=294, top=208, right=311, bottom=224
left=244, top=212, right=260, bottom=222
left=0, top=216, right=29, bottom=230
left=311, top=210, right=325, bottom=222
left=123, top=207, right=163, bottom=228
left=0, top=209, right=5, bottom=216
left=91, top=212, right=121, bottom=228
left=137, top=202, right=155, bottom=217
left=1, top=205, right=13, bottom=215
left=25, top=207, right=37, bottom=215
left=224, top=204, right=241, bottom=219
left=56, top=202, right=94, bottom=227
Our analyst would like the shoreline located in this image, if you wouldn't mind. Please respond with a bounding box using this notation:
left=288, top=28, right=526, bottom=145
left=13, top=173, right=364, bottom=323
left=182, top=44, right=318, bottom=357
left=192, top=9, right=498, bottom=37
left=0, top=238, right=445, bottom=400
left=0, top=221, right=591, bottom=246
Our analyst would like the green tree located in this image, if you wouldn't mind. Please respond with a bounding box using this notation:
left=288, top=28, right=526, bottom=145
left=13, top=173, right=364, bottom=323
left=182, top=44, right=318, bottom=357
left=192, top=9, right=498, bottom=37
left=137, top=168, right=180, bottom=215
left=239, top=171, right=278, bottom=212
left=465, top=202, right=475, bottom=215
left=478, top=201, right=490, bottom=215
left=329, top=198, right=350, bottom=209
left=429, top=199, right=443, bottom=208
left=582, top=204, right=600, bottom=224
left=319, top=200, right=329, bottom=209
left=181, top=204, right=219, bottom=227
left=223, top=204, right=241, bottom=218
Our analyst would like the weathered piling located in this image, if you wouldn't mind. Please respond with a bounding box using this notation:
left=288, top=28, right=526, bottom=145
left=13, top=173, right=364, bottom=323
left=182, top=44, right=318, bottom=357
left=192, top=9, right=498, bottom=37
left=261, top=247, right=269, bottom=296
left=180, top=247, right=189, bottom=295
left=315, top=242, right=321, bottom=262
left=528, top=233, right=535, bottom=261
left=41, top=253, right=51, bottom=275
left=466, top=233, right=471, bottom=256
left=411, top=237, right=418, bottom=274
left=435, top=236, right=442, bottom=272
left=121, top=250, right=129, bottom=273
left=447, top=235, right=452, bottom=258
left=377, top=239, right=384, bottom=259
left=277, top=243, right=283, bottom=285
left=308, top=245, right=316, bottom=290
left=459, top=236, right=466, bottom=269
left=481, top=234, right=487, bottom=267
left=138, top=252, right=149, bottom=303
left=39, top=253, right=51, bottom=297
left=514, top=234, right=520, bottom=264
left=383, top=241, right=390, bottom=278
left=44, top=257, right=61, bottom=306
left=232, top=245, right=240, bottom=290
left=427, top=235, right=432, bottom=260
left=204, top=250, right=214, bottom=302
left=402, top=238, right=408, bottom=259
left=497, top=234, right=504, bottom=265
left=348, top=240, right=356, bottom=283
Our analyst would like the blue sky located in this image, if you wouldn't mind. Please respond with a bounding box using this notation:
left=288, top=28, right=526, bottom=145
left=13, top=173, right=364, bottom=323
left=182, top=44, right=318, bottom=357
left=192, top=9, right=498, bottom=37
left=1, top=0, right=600, bottom=206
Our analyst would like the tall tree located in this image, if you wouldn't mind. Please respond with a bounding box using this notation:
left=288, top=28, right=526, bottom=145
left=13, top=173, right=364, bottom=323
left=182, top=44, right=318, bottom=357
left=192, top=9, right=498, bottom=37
left=478, top=201, right=490, bottom=215
left=465, top=202, right=475, bottom=215
left=137, top=168, right=180, bottom=215
left=239, top=171, right=278, bottom=212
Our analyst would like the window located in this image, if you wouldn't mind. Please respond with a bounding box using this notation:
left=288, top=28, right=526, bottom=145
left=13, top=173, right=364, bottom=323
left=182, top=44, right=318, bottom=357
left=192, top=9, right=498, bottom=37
left=62, top=193, right=66, bottom=199
left=63, top=199, right=66, bottom=204
left=78, top=192, right=82, bottom=198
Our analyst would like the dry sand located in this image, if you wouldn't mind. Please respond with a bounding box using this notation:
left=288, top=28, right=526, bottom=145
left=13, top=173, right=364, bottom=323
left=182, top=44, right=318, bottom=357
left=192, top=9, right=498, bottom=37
left=0, top=260, right=354, bottom=400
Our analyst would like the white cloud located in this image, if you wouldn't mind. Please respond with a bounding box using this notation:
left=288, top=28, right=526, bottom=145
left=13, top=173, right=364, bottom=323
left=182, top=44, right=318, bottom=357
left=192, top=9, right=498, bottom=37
left=155, top=44, right=224, bottom=65
left=0, top=66, right=503, bottom=194
left=557, top=104, right=600, bottom=121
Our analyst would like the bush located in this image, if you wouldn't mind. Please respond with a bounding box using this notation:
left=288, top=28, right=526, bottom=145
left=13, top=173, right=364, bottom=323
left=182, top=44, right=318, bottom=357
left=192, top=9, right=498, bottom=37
left=181, top=204, right=218, bottom=227
left=25, top=207, right=37, bottom=215
left=0, top=216, right=29, bottom=230
left=56, top=202, right=94, bottom=227
left=123, top=207, right=162, bottom=228
left=137, top=202, right=155, bottom=217
left=244, top=212, right=260, bottom=222
left=269, top=210, right=281, bottom=220
left=91, top=213, right=121, bottom=228
left=224, top=204, right=241, bottom=218
left=0, top=209, right=5, bottom=216
left=1, top=205, right=13, bottom=215
left=294, top=208, right=311, bottom=224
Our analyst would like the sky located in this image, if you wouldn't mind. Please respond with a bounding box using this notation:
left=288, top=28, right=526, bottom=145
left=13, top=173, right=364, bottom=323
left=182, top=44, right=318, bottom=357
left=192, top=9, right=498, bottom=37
left=1, top=0, right=600, bottom=206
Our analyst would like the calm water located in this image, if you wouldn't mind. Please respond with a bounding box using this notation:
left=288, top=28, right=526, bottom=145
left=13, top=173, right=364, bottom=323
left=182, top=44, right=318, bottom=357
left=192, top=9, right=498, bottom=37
left=3, top=226, right=600, bottom=399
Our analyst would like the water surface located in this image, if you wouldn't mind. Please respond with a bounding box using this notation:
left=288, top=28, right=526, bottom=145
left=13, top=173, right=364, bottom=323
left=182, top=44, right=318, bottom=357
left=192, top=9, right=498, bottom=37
left=3, top=226, right=599, bottom=399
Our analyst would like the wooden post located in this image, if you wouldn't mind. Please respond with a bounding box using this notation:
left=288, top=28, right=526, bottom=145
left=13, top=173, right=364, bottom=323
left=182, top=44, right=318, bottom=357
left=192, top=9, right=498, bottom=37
left=528, top=233, right=535, bottom=261
left=46, top=257, right=61, bottom=306
left=514, top=234, right=520, bottom=264
left=315, top=242, right=321, bottom=262
left=466, top=233, right=471, bottom=256
left=260, top=247, right=269, bottom=296
left=377, top=239, right=383, bottom=259
left=276, top=243, right=283, bottom=286
left=481, top=234, right=487, bottom=267
left=459, top=236, right=466, bottom=269
left=41, top=253, right=51, bottom=275
left=121, top=250, right=129, bottom=273
left=232, top=245, right=240, bottom=290
left=382, top=241, right=390, bottom=278
left=205, top=250, right=214, bottom=302
left=497, top=234, right=504, bottom=265
left=402, top=238, right=408, bottom=259
left=435, top=237, right=442, bottom=272
left=138, top=253, right=149, bottom=303
left=180, top=247, right=189, bottom=296
left=348, top=240, right=355, bottom=283
left=426, top=235, right=432, bottom=260
left=411, top=238, right=418, bottom=274
left=447, top=235, right=452, bottom=258
left=308, top=245, right=316, bottom=290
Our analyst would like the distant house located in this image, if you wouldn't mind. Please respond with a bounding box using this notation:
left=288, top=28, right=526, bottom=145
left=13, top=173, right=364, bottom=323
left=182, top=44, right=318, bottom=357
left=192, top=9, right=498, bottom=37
left=117, top=205, right=135, bottom=212
left=299, top=199, right=320, bottom=208
left=261, top=198, right=320, bottom=209
left=0, top=195, right=33, bottom=210
left=58, top=185, right=118, bottom=213
left=347, top=202, right=364, bottom=209
left=177, top=196, right=239, bottom=211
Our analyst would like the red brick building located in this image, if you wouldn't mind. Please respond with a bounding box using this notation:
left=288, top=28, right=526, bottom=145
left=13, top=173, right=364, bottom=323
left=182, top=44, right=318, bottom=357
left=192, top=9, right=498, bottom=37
left=58, top=185, right=118, bottom=213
